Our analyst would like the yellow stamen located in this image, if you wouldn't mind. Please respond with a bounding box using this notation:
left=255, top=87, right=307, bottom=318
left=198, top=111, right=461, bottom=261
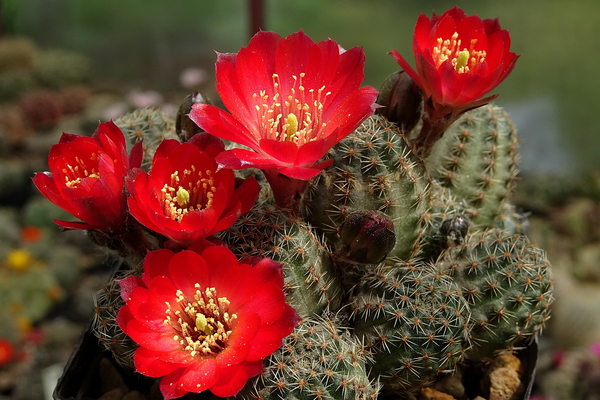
left=432, top=32, right=486, bottom=73
left=163, top=285, right=236, bottom=357
left=250, top=72, right=331, bottom=145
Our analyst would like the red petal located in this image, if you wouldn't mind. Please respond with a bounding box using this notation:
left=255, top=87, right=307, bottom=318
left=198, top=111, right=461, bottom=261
left=217, top=312, right=261, bottom=364
left=247, top=257, right=284, bottom=288
left=245, top=305, right=300, bottom=361
left=117, top=275, right=145, bottom=302
left=129, top=140, right=144, bottom=169
left=216, top=148, right=280, bottom=170
left=143, top=249, right=176, bottom=282
left=189, top=103, right=258, bottom=148
left=125, top=319, right=180, bottom=353
left=390, top=50, right=422, bottom=88
left=158, top=369, right=189, bottom=400
left=167, top=251, right=210, bottom=297
left=209, top=361, right=263, bottom=397
left=177, top=358, right=219, bottom=393
left=134, top=347, right=183, bottom=377
left=259, top=139, right=299, bottom=165
left=237, top=282, right=286, bottom=326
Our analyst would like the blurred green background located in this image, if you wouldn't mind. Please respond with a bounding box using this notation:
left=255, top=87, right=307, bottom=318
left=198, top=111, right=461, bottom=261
left=3, top=0, right=597, bottom=173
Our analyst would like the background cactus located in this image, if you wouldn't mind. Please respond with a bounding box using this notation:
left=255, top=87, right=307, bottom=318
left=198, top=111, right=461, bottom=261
left=114, top=107, right=178, bottom=169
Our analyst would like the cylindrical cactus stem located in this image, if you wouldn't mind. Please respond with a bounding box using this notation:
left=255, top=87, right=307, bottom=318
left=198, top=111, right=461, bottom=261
left=425, top=104, right=519, bottom=229
left=436, top=229, right=554, bottom=361
left=418, top=181, right=477, bottom=261
left=349, top=262, right=471, bottom=393
left=114, top=107, right=178, bottom=170
left=219, top=195, right=341, bottom=318
left=240, top=315, right=380, bottom=400
left=301, top=115, right=429, bottom=263
left=92, top=268, right=139, bottom=368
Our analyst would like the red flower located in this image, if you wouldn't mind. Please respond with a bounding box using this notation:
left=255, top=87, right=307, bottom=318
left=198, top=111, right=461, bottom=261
left=0, top=339, right=14, bottom=366
left=390, top=7, right=518, bottom=157
left=117, top=246, right=300, bottom=399
left=32, top=121, right=139, bottom=231
left=188, top=31, right=378, bottom=206
left=391, top=6, right=518, bottom=113
left=126, top=133, right=260, bottom=247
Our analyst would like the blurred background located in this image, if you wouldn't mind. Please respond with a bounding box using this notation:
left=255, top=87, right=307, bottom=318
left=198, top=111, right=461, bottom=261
left=1, top=0, right=600, bottom=399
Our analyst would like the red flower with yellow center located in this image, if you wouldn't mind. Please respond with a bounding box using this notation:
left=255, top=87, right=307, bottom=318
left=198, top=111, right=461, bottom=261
left=189, top=30, right=378, bottom=208
left=390, top=6, right=518, bottom=156
left=126, top=134, right=260, bottom=247
left=392, top=6, right=518, bottom=112
left=32, top=121, right=139, bottom=231
left=117, top=246, right=299, bottom=399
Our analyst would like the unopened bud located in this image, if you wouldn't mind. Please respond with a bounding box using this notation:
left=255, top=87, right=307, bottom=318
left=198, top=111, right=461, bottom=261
left=440, top=214, right=470, bottom=246
left=176, top=92, right=211, bottom=142
left=340, top=210, right=396, bottom=264
left=376, top=70, right=422, bottom=132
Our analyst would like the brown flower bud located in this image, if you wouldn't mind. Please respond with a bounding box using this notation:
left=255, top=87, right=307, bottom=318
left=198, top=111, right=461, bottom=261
left=340, top=210, right=396, bottom=264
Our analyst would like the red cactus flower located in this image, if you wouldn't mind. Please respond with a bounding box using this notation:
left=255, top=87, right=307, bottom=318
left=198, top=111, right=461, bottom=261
left=117, top=246, right=300, bottom=399
left=391, top=6, right=518, bottom=155
left=126, top=133, right=260, bottom=247
left=32, top=121, right=140, bottom=231
left=0, top=339, right=14, bottom=366
left=189, top=30, right=378, bottom=208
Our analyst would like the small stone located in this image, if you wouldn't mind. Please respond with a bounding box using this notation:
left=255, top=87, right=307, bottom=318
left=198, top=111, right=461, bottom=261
left=122, top=390, right=147, bottom=400
left=99, top=387, right=126, bottom=400
left=420, top=387, right=457, bottom=400
left=432, top=373, right=465, bottom=399
left=486, top=353, right=524, bottom=400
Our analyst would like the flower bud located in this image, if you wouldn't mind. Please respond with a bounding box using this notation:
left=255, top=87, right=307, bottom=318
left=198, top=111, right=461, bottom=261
left=340, top=210, right=396, bottom=264
left=376, top=70, right=422, bottom=132
left=440, top=214, right=470, bottom=246
left=176, top=92, right=211, bottom=142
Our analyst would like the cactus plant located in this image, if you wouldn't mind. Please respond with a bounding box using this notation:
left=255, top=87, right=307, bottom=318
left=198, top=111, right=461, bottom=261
left=114, top=107, right=178, bottom=170
left=436, top=229, right=554, bottom=361
left=219, top=192, right=341, bottom=318
left=241, top=315, right=380, bottom=400
left=301, top=115, right=429, bottom=263
left=425, top=104, right=519, bottom=229
left=349, top=262, right=471, bottom=391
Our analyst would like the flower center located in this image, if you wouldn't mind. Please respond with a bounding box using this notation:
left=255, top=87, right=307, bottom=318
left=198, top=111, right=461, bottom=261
left=164, top=284, right=237, bottom=357
left=62, top=154, right=101, bottom=188
left=161, top=166, right=216, bottom=222
left=251, top=73, right=331, bottom=145
left=432, top=32, right=486, bottom=73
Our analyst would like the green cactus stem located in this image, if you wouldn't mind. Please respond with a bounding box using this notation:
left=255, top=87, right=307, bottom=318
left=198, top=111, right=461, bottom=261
left=349, top=262, right=471, bottom=392
left=241, top=315, right=380, bottom=400
left=302, top=115, right=429, bottom=263
left=436, top=229, right=554, bottom=361
left=425, top=104, right=519, bottom=229
left=219, top=192, right=341, bottom=318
